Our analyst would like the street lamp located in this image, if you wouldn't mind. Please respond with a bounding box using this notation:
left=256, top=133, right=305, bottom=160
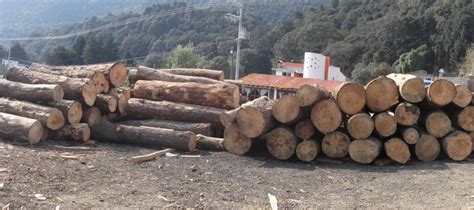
left=230, top=48, right=234, bottom=79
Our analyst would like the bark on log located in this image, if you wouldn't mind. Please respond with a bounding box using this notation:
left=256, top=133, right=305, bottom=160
left=365, top=76, right=399, bottom=113
left=452, top=106, right=474, bottom=132
left=394, top=102, right=420, bottom=126
left=47, top=100, right=83, bottom=125
left=0, top=112, right=43, bottom=144
left=223, top=122, right=251, bottom=155
left=219, top=96, right=268, bottom=128
left=6, top=67, right=97, bottom=106
left=132, top=80, right=239, bottom=110
left=196, top=134, right=225, bottom=151
left=442, top=131, right=472, bottom=161
left=81, top=107, right=102, bottom=126
left=236, top=97, right=277, bottom=138
left=424, top=110, right=452, bottom=138
left=110, top=88, right=130, bottom=114
left=90, top=121, right=197, bottom=151
left=224, top=80, right=244, bottom=91
left=272, top=95, right=302, bottom=124
left=311, top=99, right=342, bottom=134
left=295, top=120, right=315, bottom=140
left=50, top=123, right=91, bottom=142
left=384, top=138, right=411, bottom=164
left=399, top=126, right=420, bottom=145
left=349, top=138, right=382, bottom=164
left=346, top=113, right=374, bottom=139
left=95, top=94, right=117, bottom=113
left=0, top=98, right=65, bottom=130
left=52, top=63, right=127, bottom=88
left=296, top=84, right=330, bottom=107
left=119, top=119, right=214, bottom=136
left=332, top=82, right=366, bottom=115
left=296, top=139, right=320, bottom=162
left=137, top=66, right=224, bottom=84
left=265, top=127, right=299, bottom=160
left=159, top=68, right=224, bottom=81
left=373, top=112, right=397, bottom=138
left=426, top=79, right=457, bottom=107
left=452, top=84, right=472, bottom=108
left=41, top=126, right=48, bottom=141
left=387, top=73, right=426, bottom=103
left=128, top=68, right=138, bottom=85
left=322, top=131, right=350, bottom=159
left=415, top=133, right=440, bottom=162
left=0, top=79, right=63, bottom=103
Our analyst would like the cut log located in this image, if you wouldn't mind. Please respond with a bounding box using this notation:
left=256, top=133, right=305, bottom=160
left=442, top=131, right=472, bottom=161
left=0, top=98, right=65, bottom=130
left=131, top=148, right=175, bottom=163
left=219, top=96, right=268, bottom=128
left=296, top=139, right=320, bottom=162
left=349, top=138, right=382, bottom=164
left=373, top=112, right=397, bottom=137
left=452, top=84, right=472, bottom=108
left=384, top=138, right=411, bottom=164
left=81, top=107, right=102, bottom=126
left=272, top=95, right=302, bottom=124
left=426, top=79, right=456, bottom=107
left=196, top=134, right=225, bottom=151
left=132, top=80, right=239, bottom=110
left=90, top=121, right=197, bottom=151
left=137, top=66, right=224, bottom=84
left=223, top=122, right=251, bottom=155
left=95, top=94, right=117, bottom=113
left=321, top=131, right=350, bottom=159
left=127, top=68, right=138, bottom=85
left=453, top=106, right=474, bottom=132
left=295, top=120, right=315, bottom=140
left=415, top=133, right=440, bottom=162
left=224, top=79, right=244, bottom=91
left=52, top=63, right=127, bottom=88
left=470, top=132, right=474, bottom=152
left=424, top=110, right=452, bottom=138
left=265, top=127, right=299, bottom=160
left=399, top=126, right=420, bottom=145
left=387, top=73, right=426, bottom=103
left=394, top=102, right=420, bottom=126
left=50, top=123, right=91, bottom=142
left=365, top=76, right=399, bottom=113
left=159, top=68, right=224, bottom=81
left=346, top=113, right=374, bottom=139
left=110, top=88, right=130, bottom=114
left=296, top=84, right=330, bottom=107
left=119, top=119, right=214, bottom=136
left=47, top=100, right=83, bottom=125
left=311, top=99, right=342, bottom=134
left=41, top=126, right=49, bottom=141
left=0, top=112, right=43, bottom=144
left=126, top=98, right=225, bottom=128
left=236, top=97, right=277, bottom=138
left=332, top=82, right=366, bottom=115
left=6, top=67, right=97, bottom=106
left=0, top=80, right=63, bottom=103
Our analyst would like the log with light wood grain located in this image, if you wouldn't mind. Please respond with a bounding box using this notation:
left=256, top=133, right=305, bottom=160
left=47, top=100, right=83, bottom=125
left=0, top=79, right=64, bottom=103
left=296, top=139, right=320, bottom=162
left=236, top=97, right=277, bottom=138
left=442, top=131, right=472, bottom=161
left=384, top=138, right=411, bottom=164
left=196, top=134, right=225, bottom=151
left=449, top=106, right=474, bottom=132
left=415, top=133, right=440, bottom=162
left=266, top=127, right=299, bottom=160
left=346, top=113, right=374, bottom=139
left=399, top=126, right=420, bottom=145
left=311, top=99, right=342, bottom=134
left=51, top=63, right=127, bottom=88
left=295, top=120, right=315, bottom=140
left=159, top=68, right=224, bottom=81
left=332, top=82, right=366, bottom=115
left=386, top=73, right=426, bottom=103
left=50, top=123, right=91, bottom=142
left=219, top=96, right=268, bottom=128
left=132, top=80, right=239, bottom=110
left=109, top=88, right=130, bottom=114
left=0, top=98, right=65, bottom=130
left=424, top=110, right=452, bottom=138
left=373, top=112, right=397, bottom=138
left=0, top=112, right=43, bottom=144
left=119, top=119, right=214, bottom=136
left=322, top=131, right=351, bottom=159
left=394, top=102, right=420, bottom=126
left=223, top=122, right=252, bottom=155
left=90, top=121, right=197, bottom=151
left=365, top=76, right=399, bottom=113
left=137, top=66, right=223, bottom=84
left=6, top=67, right=97, bottom=106
left=426, top=79, right=457, bottom=107
left=81, top=106, right=102, bottom=126
left=95, top=94, right=117, bottom=113
left=272, top=95, right=303, bottom=124
left=296, top=84, right=330, bottom=107
left=452, top=84, right=472, bottom=108
left=349, top=138, right=382, bottom=164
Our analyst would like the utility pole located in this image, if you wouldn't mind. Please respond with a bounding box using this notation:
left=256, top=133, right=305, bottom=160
left=235, top=5, right=243, bottom=80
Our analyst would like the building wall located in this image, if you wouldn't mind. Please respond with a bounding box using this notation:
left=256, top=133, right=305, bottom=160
left=328, top=66, right=346, bottom=81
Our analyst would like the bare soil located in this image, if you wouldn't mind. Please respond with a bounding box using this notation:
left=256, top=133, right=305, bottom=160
left=1, top=139, right=473, bottom=208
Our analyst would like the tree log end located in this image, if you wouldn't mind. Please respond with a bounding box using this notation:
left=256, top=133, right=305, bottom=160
left=402, top=127, right=420, bottom=145
left=296, top=140, right=320, bottom=162
left=47, top=109, right=66, bottom=130
left=415, top=134, right=440, bottom=162
left=109, top=63, right=128, bottom=87
left=442, top=131, right=472, bottom=161
left=335, top=82, right=366, bottom=115
left=296, top=84, right=329, bottom=107
left=453, top=85, right=472, bottom=108
left=374, top=112, right=397, bottom=137
left=53, top=85, right=65, bottom=102
left=29, top=121, right=44, bottom=144
left=427, top=79, right=456, bottom=107
left=322, top=131, right=350, bottom=159
left=426, top=111, right=452, bottom=138
left=266, top=127, right=298, bottom=160
left=458, top=106, right=474, bottom=132
left=295, top=120, right=315, bottom=140
left=394, top=103, right=420, bottom=126
left=347, top=113, right=374, bottom=139
left=349, top=138, right=382, bottom=164
left=82, top=81, right=98, bottom=106
left=273, top=95, right=301, bottom=124
left=384, top=138, right=411, bottom=164
left=365, top=76, right=399, bottom=113
left=400, top=77, right=426, bottom=103
left=223, top=122, right=251, bottom=155
left=236, top=107, right=265, bottom=138
left=311, top=100, right=342, bottom=134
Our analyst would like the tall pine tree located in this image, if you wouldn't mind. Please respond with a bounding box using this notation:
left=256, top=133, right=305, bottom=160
left=73, top=36, right=86, bottom=64
left=82, top=34, right=102, bottom=64
left=101, top=34, right=119, bottom=62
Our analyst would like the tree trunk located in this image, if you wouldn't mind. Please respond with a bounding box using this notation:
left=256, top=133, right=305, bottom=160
left=53, top=63, right=127, bottom=88
left=81, top=107, right=102, bottom=126
left=415, top=133, right=440, bottom=162
left=110, top=88, right=130, bottom=114
left=452, top=106, right=474, bottom=132
left=224, top=79, right=244, bottom=91
left=90, top=121, right=197, bottom=151
left=159, top=68, right=224, bottom=81
left=332, top=82, right=366, bottom=115
left=50, top=123, right=91, bottom=142
left=0, top=79, right=63, bottom=103
left=349, top=138, right=382, bottom=164
left=0, top=98, right=65, bottom=130
left=386, top=73, right=426, bottom=103
left=0, top=112, right=43, bottom=144
left=399, top=126, right=420, bottom=145
left=384, top=138, right=411, bottom=164
left=365, top=76, right=399, bottom=113
left=196, top=134, right=224, bottom=151
left=236, top=97, right=277, bottom=138
left=442, top=130, right=472, bottom=161
left=119, top=119, right=214, bottom=136
left=128, top=68, right=138, bottom=86
left=296, top=84, right=330, bottom=107
left=6, top=67, right=97, bottom=106
left=452, top=84, right=472, bottom=108
left=223, top=122, right=252, bottom=155
left=219, top=96, right=268, bottom=128
left=95, top=94, right=117, bottom=113
left=265, top=127, right=299, bottom=160
left=322, top=130, right=351, bottom=159
left=296, top=139, right=320, bottom=162
left=272, top=95, right=302, bottom=124
left=47, top=100, right=83, bottom=125
left=137, top=66, right=225, bottom=84
left=126, top=98, right=225, bottom=129
left=346, top=113, right=374, bottom=139
left=311, top=99, right=342, bottom=134
left=132, top=80, right=239, bottom=110
left=424, top=110, right=452, bottom=138
left=394, top=102, right=420, bottom=126
left=426, top=79, right=457, bottom=107
left=373, top=112, right=397, bottom=138
left=295, top=120, right=315, bottom=140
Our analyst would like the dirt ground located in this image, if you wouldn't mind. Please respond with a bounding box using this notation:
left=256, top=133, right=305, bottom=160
left=1, top=139, right=473, bottom=209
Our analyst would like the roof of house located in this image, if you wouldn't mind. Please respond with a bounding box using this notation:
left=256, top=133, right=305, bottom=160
left=241, top=73, right=344, bottom=91
left=280, top=62, right=303, bottom=68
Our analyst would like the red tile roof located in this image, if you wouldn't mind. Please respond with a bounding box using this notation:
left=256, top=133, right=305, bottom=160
left=280, top=62, right=303, bottom=68
left=241, top=73, right=344, bottom=91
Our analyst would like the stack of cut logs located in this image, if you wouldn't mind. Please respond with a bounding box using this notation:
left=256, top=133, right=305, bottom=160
left=222, top=74, right=474, bottom=164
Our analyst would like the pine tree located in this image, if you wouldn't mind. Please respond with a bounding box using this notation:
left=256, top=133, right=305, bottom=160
left=10, top=42, right=29, bottom=61
left=101, top=34, right=119, bottom=62
left=46, top=46, right=78, bottom=65
left=82, top=34, right=102, bottom=64
left=73, top=36, right=86, bottom=64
